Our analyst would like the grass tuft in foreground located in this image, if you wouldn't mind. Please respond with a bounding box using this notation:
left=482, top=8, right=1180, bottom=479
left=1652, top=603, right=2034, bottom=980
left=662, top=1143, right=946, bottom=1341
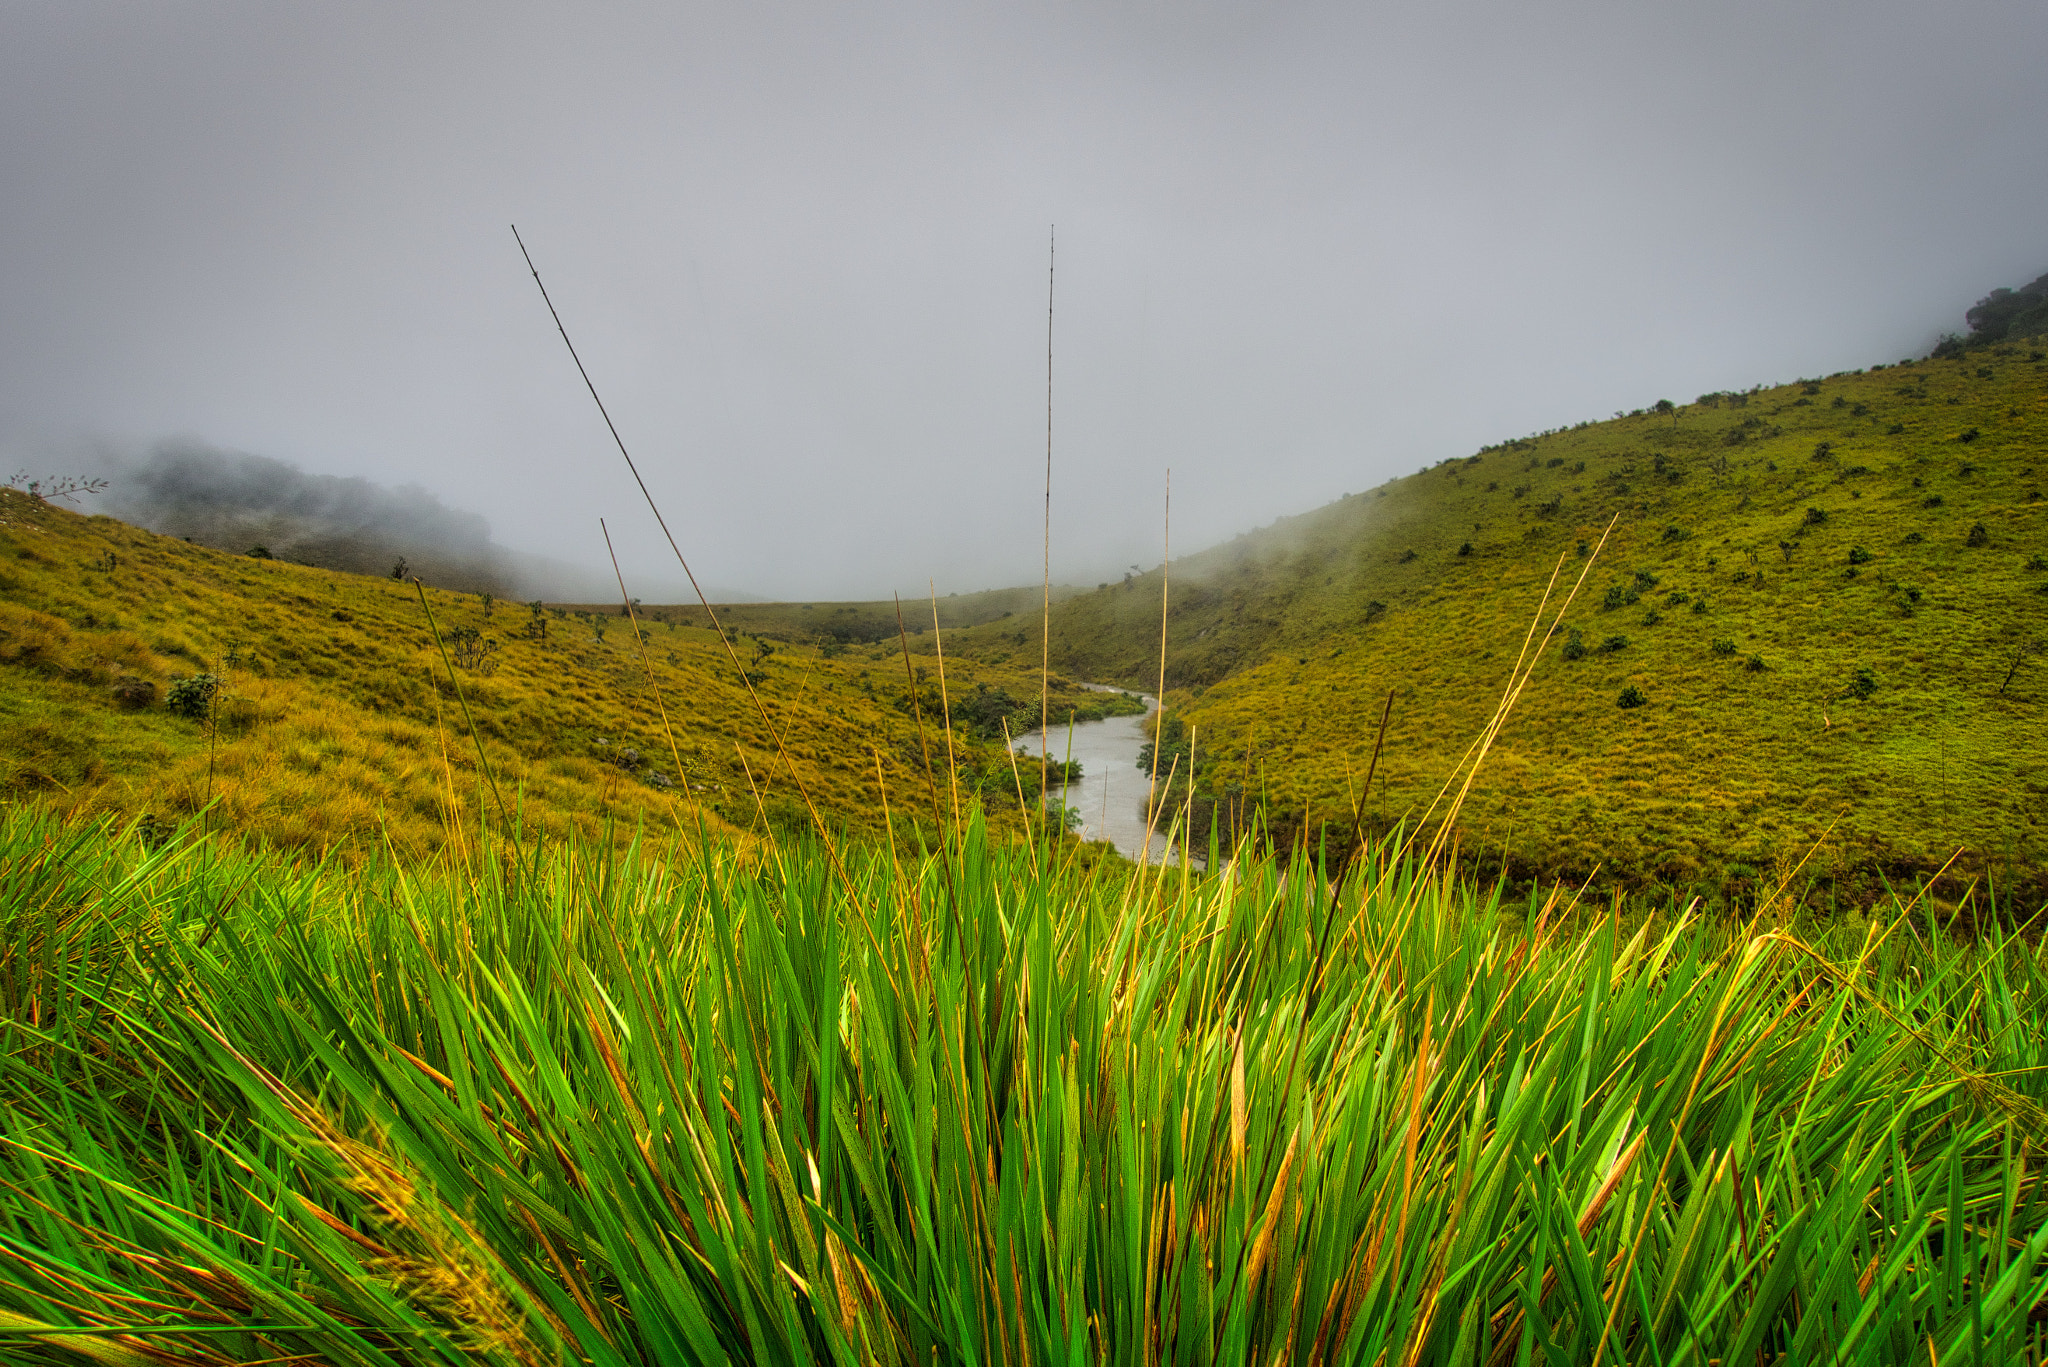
left=2, top=805, right=2046, bottom=1363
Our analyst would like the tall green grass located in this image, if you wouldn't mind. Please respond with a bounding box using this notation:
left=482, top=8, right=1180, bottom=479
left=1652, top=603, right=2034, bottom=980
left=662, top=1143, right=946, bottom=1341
left=2, top=806, right=2045, bottom=1363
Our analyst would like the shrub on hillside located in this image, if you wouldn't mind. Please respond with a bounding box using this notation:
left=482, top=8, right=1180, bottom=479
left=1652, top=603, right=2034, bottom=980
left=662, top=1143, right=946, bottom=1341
left=1803, top=508, right=1828, bottom=527
left=1598, top=635, right=1629, bottom=655
left=1745, top=654, right=1767, bottom=672
left=166, top=674, right=219, bottom=722
left=1602, top=583, right=1639, bottom=610
left=1561, top=628, right=1586, bottom=660
left=1711, top=638, right=1737, bottom=657
left=1966, top=523, right=1989, bottom=547
left=1848, top=546, right=1871, bottom=565
left=1848, top=667, right=1877, bottom=700
left=1617, top=686, right=1646, bottom=709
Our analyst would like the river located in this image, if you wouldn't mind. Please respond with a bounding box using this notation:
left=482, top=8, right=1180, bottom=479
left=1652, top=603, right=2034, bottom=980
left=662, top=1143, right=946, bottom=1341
left=1009, top=687, right=1195, bottom=864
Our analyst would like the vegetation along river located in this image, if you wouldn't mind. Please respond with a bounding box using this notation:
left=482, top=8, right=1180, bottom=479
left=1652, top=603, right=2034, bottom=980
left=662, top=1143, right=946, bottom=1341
left=1010, top=687, right=1194, bottom=864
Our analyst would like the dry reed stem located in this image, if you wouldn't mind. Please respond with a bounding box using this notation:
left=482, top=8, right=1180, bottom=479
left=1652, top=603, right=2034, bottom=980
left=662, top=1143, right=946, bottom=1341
left=929, top=584, right=963, bottom=833
left=512, top=225, right=854, bottom=899
left=892, top=594, right=949, bottom=863
left=601, top=517, right=694, bottom=833
left=1041, top=225, right=1054, bottom=840
left=410, top=579, right=510, bottom=827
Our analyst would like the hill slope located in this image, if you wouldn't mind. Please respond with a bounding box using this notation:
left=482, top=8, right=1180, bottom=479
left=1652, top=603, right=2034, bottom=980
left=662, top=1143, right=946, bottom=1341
left=0, top=492, right=1130, bottom=856
left=957, top=344, right=2048, bottom=900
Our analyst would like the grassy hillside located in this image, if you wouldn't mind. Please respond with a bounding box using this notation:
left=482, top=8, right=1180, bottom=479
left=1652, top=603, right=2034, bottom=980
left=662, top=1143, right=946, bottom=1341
left=956, top=343, right=2048, bottom=900
left=0, top=490, right=1131, bottom=856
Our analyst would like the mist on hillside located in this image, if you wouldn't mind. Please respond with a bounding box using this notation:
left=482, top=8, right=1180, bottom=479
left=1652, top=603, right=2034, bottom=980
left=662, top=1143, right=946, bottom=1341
left=85, top=441, right=756, bottom=603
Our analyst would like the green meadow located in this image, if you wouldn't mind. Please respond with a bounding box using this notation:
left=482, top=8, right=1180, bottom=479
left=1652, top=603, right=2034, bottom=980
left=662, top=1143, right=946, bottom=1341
left=3, top=807, right=2047, bottom=1363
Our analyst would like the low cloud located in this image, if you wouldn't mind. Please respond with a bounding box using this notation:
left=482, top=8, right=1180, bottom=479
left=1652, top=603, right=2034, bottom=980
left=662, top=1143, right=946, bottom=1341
left=85, top=440, right=729, bottom=602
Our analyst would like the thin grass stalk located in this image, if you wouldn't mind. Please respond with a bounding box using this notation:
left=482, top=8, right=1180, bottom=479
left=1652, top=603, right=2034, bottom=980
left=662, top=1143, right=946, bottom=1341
left=1040, top=225, right=1055, bottom=847
left=929, top=585, right=963, bottom=835
left=411, top=577, right=510, bottom=828
left=511, top=224, right=853, bottom=898
left=600, top=517, right=692, bottom=827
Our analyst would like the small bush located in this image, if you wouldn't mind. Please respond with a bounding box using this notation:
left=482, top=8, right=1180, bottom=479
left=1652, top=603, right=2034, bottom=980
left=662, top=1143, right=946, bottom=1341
left=1886, top=422, right=1904, bottom=434
left=1966, top=523, right=1989, bottom=547
left=1923, top=495, right=1944, bottom=508
left=1617, top=686, right=1646, bottom=709
left=1641, top=610, right=1662, bottom=627
left=1561, top=629, right=1586, bottom=661
left=1903, top=531, right=1924, bottom=544
left=2027, top=554, right=2047, bottom=572
left=1803, top=507, right=1828, bottom=526
left=1398, top=549, right=1417, bottom=564
left=1847, top=546, right=1871, bottom=565
left=1958, top=428, right=1980, bottom=443
left=247, top=546, right=272, bottom=559
left=1847, top=667, right=1877, bottom=700
left=1362, top=600, right=1386, bottom=622
left=1457, top=542, right=1473, bottom=557
left=1691, top=599, right=1708, bottom=614
left=1666, top=590, right=1690, bottom=605
left=1745, top=654, right=1767, bottom=672
left=1711, top=638, right=1737, bottom=657
left=1598, top=635, right=1629, bottom=655
left=1633, top=569, right=1659, bottom=589
left=1660, top=525, right=1686, bottom=543
left=1602, top=584, right=1639, bottom=610
left=166, top=674, right=219, bottom=722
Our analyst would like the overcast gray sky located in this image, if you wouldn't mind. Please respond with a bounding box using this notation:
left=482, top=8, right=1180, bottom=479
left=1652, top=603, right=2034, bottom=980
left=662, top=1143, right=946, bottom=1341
left=3, top=0, right=2043, bottom=600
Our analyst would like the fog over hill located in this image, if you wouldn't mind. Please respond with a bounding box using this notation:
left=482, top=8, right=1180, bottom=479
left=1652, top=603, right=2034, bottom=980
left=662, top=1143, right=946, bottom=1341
left=79, top=441, right=760, bottom=603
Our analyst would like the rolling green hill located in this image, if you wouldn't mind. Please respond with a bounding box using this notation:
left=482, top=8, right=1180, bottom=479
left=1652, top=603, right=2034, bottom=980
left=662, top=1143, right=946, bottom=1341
left=956, top=342, right=2048, bottom=902
left=560, top=581, right=1089, bottom=649
left=0, top=491, right=1130, bottom=857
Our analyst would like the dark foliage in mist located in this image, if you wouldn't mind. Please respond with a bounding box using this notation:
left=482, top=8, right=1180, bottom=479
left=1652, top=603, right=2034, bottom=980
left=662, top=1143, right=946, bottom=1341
left=1966, top=271, right=2048, bottom=343
left=1932, top=270, right=2048, bottom=356
left=100, top=442, right=516, bottom=593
